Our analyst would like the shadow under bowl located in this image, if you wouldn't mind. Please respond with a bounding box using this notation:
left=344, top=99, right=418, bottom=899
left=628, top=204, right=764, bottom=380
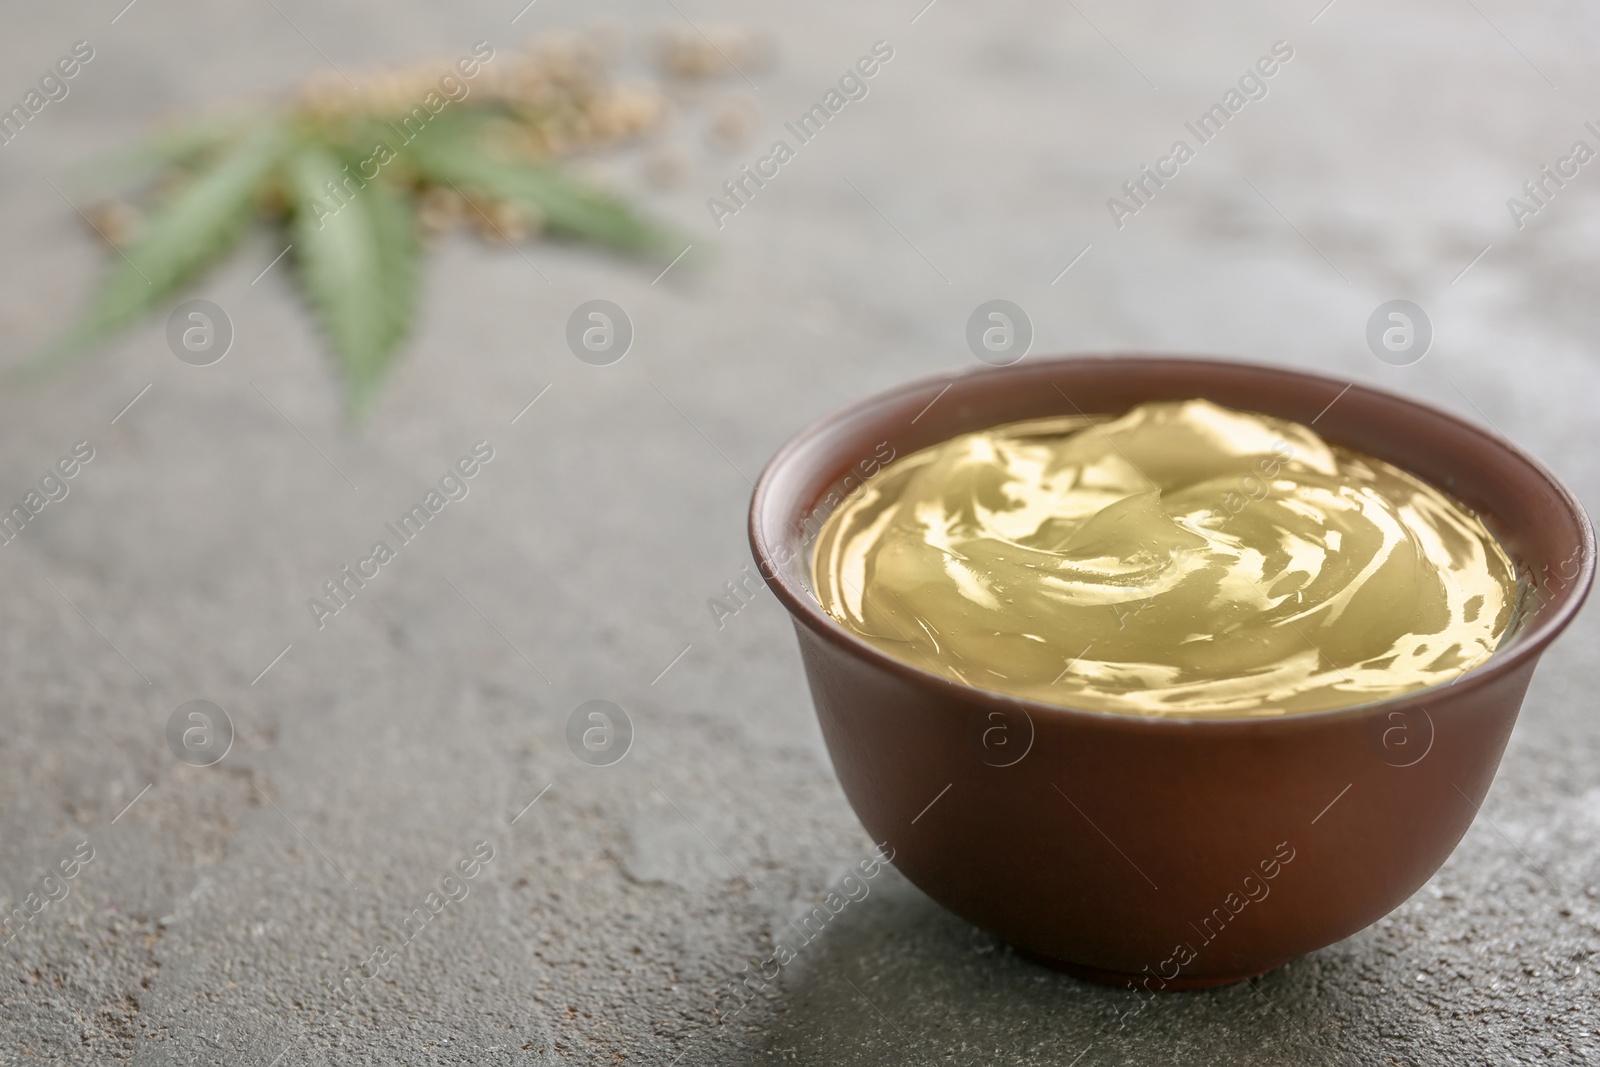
left=748, top=355, right=1594, bottom=990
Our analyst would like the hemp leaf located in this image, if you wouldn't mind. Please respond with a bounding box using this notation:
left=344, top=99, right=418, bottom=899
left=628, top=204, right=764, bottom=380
left=288, top=144, right=420, bottom=416
left=31, top=32, right=693, bottom=419
left=405, top=118, right=666, bottom=253
left=40, top=122, right=289, bottom=367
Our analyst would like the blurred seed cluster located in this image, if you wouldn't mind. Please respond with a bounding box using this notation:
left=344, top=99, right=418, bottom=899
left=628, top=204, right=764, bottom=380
left=85, top=23, right=775, bottom=249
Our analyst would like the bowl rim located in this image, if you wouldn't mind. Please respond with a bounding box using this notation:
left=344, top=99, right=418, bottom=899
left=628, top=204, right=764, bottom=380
left=748, top=354, right=1597, bottom=731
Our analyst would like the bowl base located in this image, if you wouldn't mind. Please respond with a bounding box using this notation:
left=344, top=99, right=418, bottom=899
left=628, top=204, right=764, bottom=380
left=1014, top=947, right=1285, bottom=991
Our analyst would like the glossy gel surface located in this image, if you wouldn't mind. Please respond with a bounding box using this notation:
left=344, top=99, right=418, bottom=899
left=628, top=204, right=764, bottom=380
left=811, top=399, right=1517, bottom=717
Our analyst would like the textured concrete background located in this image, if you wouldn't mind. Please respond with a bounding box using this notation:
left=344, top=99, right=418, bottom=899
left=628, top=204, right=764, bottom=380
left=1, top=0, right=1597, bottom=1064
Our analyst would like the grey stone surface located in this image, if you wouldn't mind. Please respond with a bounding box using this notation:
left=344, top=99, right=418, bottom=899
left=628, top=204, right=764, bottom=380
left=1, top=0, right=1598, bottom=1064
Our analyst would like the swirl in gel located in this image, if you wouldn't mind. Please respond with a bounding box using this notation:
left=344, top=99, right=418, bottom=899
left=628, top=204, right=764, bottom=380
left=811, top=399, right=1517, bottom=717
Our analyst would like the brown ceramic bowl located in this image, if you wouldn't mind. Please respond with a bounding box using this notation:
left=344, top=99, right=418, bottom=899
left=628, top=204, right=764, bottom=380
left=748, top=356, right=1593, bottom=989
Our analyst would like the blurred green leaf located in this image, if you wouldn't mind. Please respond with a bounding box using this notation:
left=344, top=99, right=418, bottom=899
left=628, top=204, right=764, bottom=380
left=32, top=122, right=289, bottom=370
left=32, top=84, right=685, bottom=417
left=404, top=121, right=670, bottom=254
left=287, top=143, right=418, bottom=416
